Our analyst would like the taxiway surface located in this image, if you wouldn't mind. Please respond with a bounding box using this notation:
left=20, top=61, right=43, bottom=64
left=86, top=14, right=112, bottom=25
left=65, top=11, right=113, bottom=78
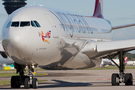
left=0, top=69, right=135, bottom=90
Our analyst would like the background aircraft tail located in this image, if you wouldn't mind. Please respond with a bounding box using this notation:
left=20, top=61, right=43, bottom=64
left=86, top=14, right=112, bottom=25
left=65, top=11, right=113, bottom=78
left=93, top=0, right=103, bottom=18
left=124, top=57, right=128, bottom=64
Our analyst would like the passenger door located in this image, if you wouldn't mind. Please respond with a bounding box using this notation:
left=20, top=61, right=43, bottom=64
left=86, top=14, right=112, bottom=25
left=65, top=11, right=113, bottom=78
left=45, top=15, right=59, bottom=38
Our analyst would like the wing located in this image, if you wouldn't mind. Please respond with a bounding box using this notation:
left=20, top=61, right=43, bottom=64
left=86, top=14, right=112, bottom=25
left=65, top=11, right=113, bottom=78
left=110, top=23, right=135, bottom=32
left=97, top=39, right=135, bottom=52
left=81, top=39, right=135, bottom=59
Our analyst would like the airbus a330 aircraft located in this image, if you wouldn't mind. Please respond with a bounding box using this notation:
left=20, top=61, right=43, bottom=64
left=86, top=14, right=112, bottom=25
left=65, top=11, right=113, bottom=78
left=1, top=0, right=135, bottom=89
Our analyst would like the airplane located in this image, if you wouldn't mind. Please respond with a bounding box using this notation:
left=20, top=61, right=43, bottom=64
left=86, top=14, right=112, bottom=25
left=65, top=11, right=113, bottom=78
left=100, top=58, right=112, bottom=67
left=100, top=57, right=128, bottom=66
left=125, top=57, right=135, bottom=66
left=101, top=57, right=135, bottom=66
left=1, top=0, right=135, bottom=89
left=127, top=61, right=135, bottom=66
left=0, top=57, right=14, bottom=66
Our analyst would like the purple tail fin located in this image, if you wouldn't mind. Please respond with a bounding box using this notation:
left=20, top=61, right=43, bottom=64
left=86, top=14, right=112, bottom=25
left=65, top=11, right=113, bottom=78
left=93, top=0, right=103, bottom=18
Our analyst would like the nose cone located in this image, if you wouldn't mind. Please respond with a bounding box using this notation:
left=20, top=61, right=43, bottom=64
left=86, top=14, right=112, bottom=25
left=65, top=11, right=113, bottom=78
left=8, top=28, right=29, bottom=49
left=3, top=28, right=34, bottom=65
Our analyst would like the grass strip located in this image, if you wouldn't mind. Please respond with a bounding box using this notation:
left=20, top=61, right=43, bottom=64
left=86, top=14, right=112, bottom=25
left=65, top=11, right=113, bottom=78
left=0, top=66, right=135, bottom=72
left=0, top=68, right=45, bottom=72
left=0, top=81, right=10, bottom=86
left=0, top=73, right=19, bottom=77
left=85, top=66, right=135, bottom=70
left=0, top=73, right=48, bottom=77
left=0, top=69, right=16, bottom=71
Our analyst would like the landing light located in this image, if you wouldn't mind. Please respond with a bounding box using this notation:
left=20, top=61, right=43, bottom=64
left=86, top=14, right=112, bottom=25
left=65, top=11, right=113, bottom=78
left=93, top=48, right=96, bottom=51
left=32, top=65, right=35, bottom=68
left=74, top=43, right=77, bottom=46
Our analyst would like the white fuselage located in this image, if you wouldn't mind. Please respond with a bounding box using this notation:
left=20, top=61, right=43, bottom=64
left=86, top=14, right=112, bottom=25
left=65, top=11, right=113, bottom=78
left=127, top=61, right=135, bottom=66
left=2, top=6, right=112, bottom=69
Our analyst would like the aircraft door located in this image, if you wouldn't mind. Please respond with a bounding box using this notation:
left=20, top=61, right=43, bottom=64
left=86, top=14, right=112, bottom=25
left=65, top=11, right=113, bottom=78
left=45, top=15, right=59, bottom=38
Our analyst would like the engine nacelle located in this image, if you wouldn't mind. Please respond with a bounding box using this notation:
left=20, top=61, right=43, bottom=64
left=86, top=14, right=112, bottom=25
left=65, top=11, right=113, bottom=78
left=62, top=52, right=96, bottom=69
left=1, top=53, right=8, bottom=58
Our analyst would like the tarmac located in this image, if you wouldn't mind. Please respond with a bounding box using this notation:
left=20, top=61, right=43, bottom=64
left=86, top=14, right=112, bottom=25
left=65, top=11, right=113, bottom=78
left=1, top=69, right=135, bottom=90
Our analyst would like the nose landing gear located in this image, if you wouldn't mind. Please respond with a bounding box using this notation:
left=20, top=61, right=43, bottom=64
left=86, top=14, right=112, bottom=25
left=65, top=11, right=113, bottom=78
left=24, top=66, right=38, bottom=89
left=11, top=63, right=38, bottom=89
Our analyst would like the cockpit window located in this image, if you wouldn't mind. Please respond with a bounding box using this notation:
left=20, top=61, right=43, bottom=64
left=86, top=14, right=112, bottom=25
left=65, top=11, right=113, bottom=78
left=10, top=21, right=40, bottom=28
left=34, top=21, right=41, bottom=27
left=20, top=21, right=30, bottom=27
left=31, top=21, right=36, bottom=27
left=6, top=21, right=11, bottom=28
left=11, top=22, right=19, bottom=27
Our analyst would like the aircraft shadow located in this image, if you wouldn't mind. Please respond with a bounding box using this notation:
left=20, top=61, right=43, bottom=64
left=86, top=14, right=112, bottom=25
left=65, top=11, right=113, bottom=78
left=38, top=79, right=92, bottom=88
left=38, top=80, right=135, bottom=88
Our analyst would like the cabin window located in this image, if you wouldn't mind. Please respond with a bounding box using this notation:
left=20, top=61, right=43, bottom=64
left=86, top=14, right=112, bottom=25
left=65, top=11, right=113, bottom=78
left=6, top=21, right=11, bottom=28
left=11, top=22, right=19, bottom=27
left=20, top=21, right=30, bottom=27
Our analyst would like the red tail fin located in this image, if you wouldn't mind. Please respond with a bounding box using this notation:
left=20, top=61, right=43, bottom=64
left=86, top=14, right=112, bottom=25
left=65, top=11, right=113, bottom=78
left=93, top=0, right=103, bottom=18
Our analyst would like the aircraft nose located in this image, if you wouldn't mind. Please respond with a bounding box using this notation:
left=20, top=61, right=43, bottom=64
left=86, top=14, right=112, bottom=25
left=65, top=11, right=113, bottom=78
left=3, top=29, right=33, bottom=63
left=2, top=29, right=23, bottom=50
left=9, top=29, right=27, bottom=47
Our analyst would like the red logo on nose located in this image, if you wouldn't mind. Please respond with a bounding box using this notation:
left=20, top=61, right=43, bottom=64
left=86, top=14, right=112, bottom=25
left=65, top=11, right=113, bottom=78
left=38, top=31, right=51, bottom=44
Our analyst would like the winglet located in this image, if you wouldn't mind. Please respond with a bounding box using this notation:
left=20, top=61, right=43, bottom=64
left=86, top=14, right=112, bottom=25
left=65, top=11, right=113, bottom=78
left=93, top=0, right=104, bottom=18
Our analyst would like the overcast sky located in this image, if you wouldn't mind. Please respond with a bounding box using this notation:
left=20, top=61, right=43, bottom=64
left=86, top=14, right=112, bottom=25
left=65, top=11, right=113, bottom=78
left=1, top=0, right=135, bottom=41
